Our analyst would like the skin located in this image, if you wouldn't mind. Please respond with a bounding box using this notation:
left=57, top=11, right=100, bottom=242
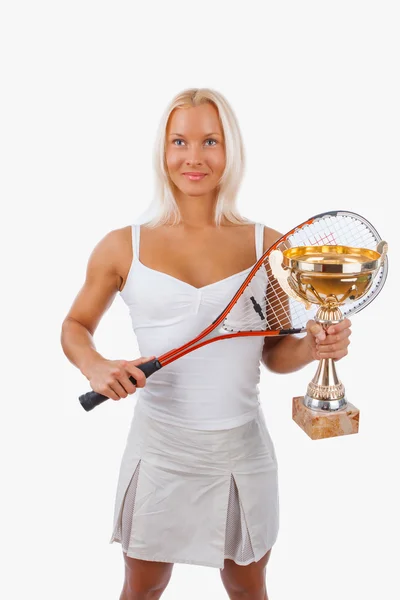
left=61, top=102, right=351, bottom=599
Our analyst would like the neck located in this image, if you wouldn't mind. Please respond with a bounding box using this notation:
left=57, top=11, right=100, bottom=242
left=173, top=187, right=220, bottom=228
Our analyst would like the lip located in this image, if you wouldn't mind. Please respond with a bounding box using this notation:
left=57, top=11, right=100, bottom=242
left=182, top=173, right=207, bottom=180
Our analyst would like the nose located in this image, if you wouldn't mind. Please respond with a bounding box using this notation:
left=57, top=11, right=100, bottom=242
left=185, top=146, right=203, bottom=165
left=186, top=157, right=202, bottom=165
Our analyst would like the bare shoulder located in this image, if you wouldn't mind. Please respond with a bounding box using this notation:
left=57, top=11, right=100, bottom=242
left=262, top=225, right=283, bottom=252
left=88, top=225, right=132, bottom=289
left=103, top=225, right=133, bottom=291
left=62, top=226, right=132, bottom=334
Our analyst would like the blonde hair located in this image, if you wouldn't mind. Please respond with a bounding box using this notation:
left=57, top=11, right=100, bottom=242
left=144, top=88, right=249, bottom=227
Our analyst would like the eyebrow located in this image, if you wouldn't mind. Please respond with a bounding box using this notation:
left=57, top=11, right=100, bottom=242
left=169, top=132, right=222, bottom=137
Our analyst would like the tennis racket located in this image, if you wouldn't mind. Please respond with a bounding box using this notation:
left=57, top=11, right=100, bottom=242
left=79, top=210, right=388, bottom=411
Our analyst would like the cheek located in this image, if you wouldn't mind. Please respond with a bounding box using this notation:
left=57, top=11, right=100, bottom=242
left=209, top=149, right=226, bottom=171
left=165, top=151, right=181, bottom=171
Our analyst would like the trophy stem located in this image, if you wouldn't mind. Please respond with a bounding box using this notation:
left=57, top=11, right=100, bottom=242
left=304, top=300, right=347, bottom=412
left=304, top=357, right=347, bottom=411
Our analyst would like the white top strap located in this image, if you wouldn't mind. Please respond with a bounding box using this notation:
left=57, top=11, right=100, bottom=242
left=131, top=224, right=141, bottom=260
left=255, top=223, right=265, bottom=260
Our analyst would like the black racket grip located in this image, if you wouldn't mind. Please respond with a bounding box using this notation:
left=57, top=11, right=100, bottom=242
left=79, top=359, right=162, bottom=412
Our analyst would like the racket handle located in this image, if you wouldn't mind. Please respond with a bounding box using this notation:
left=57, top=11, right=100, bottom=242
left=78, top=359, right=162, bottom=412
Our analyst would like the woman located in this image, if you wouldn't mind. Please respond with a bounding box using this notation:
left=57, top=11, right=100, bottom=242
left=61, top=88, right=351, bottom=600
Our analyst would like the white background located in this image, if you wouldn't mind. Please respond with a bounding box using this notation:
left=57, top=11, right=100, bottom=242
left=1, top=1, right=399, bottom=599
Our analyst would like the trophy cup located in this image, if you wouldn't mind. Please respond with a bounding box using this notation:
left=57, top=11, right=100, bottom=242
left=270, top=241, right=388, bottom=440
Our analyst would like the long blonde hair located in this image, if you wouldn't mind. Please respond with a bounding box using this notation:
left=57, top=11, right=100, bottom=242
left=144, top=88, right=249, bottom=227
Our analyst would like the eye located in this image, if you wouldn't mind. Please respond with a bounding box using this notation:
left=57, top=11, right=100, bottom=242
left=172, top=138, right=217, bottom=146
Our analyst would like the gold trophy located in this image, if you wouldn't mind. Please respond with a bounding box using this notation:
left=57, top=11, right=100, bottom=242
left=270, top=241, right=388, bottom=440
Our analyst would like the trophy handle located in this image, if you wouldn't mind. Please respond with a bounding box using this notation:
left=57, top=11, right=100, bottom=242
left=269, top=250, right=312, bottom=309
left=376, top=240, right=388, bottom=266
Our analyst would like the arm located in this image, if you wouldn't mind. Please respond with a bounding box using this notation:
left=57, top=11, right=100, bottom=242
left=262, top=334, right=314, bottom=374
left=60, top=229, right=122, bottom=378
left=61, top=228, right=152, bottom=402
left=260, top=226, right=352, bottom=374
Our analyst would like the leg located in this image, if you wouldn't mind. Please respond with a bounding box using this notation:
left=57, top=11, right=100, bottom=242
left=120, top=552, right=174, bottom=600
left=219, top=548, right=272, bottom=600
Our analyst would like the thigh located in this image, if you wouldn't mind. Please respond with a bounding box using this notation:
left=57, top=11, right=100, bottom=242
left=123, top=552, right=174, bottom=596
left=220, top=548, right=272, bottom=596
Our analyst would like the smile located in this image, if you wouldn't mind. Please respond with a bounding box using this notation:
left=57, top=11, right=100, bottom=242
left=183, top=174, right=207, bottom=181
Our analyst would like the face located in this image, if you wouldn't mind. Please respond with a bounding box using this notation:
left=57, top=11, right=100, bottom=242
left=165, top=103, right=226, bottom=201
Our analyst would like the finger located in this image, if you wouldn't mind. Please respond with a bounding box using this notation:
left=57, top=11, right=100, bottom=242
left=109, top=379, right=130, bottom=399
left=113, top=364, right=140, bottom=395
left=318, top=328, right=351, bottom=346
left=104, top=384, right=122, bottom=401
left=317, top=348, right=349, bottom=360
left=98, top=385, right=120, bottom=401
left=326, top=318, right=351, bottom=335
left=108, top=364, right=134, bottom=395
left=138, top=356, right=156, bottom=365
left=118, top=358, right=153, bottom=389
left=317, top=339, right=350, bottom=356
left=126, top=365, right=147, bottom=388
left=307, top=320, right=326, bottom=342
left=119, top=373, right=138, bottom=395
left=129, top=356, right=156, bottom=366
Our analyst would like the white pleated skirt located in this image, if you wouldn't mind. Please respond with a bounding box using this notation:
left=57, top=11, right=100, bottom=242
left=109, top=400, right=279, bottom=569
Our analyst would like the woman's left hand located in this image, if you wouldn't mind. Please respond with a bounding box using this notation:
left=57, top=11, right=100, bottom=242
left=305, top=318, right=352, bottom=361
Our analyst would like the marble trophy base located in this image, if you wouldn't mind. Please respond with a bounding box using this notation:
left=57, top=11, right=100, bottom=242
left=292, top=396, right=360, bottom=440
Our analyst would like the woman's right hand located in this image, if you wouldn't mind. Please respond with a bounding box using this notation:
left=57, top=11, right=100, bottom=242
left=86, top=356, right=156, bottom=401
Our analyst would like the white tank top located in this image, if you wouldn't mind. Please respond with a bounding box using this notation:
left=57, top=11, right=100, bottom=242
left=120, top=223, right=267, bottom=430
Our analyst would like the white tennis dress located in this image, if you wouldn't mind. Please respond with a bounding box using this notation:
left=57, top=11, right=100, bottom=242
left=109, top=223, right=280, bottom=569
